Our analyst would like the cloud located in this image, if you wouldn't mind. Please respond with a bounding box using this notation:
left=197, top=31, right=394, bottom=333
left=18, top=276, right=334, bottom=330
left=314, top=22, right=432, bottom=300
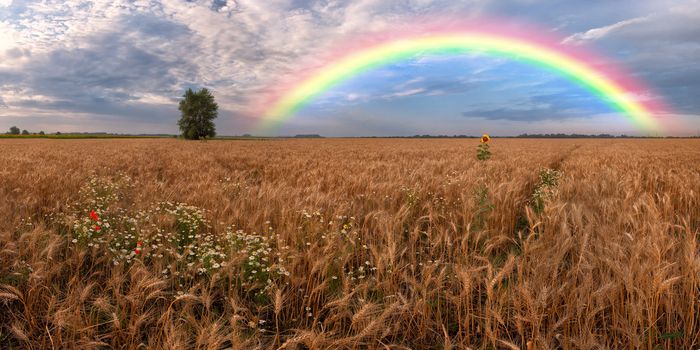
left=562, top=16, right=651, bottom=45
left=1, top=13, right=197, bottom=123
left=383, top=88, right=427, bottom=99
left=377, top=78, right=480, bottom=100
left=0, top=0, right=699, bottom=135
left=562, top=5, right=700, bottom=117
left=345, top=93, right=365, bottom=102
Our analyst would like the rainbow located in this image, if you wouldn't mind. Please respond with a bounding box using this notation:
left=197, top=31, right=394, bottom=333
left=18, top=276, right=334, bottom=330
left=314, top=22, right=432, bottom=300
left=257, top=25, right=666, bottom=131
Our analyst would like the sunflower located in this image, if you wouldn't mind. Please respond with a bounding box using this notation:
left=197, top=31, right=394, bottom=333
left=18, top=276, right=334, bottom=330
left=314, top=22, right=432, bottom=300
left=481, top=134, right=490, bottom=143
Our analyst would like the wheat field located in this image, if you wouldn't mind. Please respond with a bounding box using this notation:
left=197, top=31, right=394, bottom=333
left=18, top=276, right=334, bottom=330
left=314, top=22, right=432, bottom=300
left=1, top=138, right=699, bottom=349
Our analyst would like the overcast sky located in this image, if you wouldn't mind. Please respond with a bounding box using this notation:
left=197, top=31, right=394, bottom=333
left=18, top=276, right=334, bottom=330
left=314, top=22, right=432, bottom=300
left=1, top=0, right=699, bottom=136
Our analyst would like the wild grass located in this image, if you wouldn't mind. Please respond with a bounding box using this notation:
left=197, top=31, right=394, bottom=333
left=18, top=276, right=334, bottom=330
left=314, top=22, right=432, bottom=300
left=0, top=138, right=698, bottom=349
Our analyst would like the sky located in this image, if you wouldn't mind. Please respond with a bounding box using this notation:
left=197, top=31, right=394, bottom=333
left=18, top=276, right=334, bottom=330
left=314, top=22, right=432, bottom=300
left=1, top=0, right=699, bottom=136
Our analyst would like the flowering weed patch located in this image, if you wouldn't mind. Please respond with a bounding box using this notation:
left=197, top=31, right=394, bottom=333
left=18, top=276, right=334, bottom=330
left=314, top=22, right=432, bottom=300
left=531, top=167, right=563, bottom=214
left=62, top=176, right=284, bottom=287
left=158, top=202, right=209, bottom=252
left=227, top=228, right=290, bottom=294
left=66, top=174, right=130, bottom=246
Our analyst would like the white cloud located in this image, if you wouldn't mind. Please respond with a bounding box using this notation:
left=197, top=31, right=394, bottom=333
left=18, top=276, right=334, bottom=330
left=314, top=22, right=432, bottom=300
left=1, top=0, right=699, bottom=135
left=346, top=93, right=363, bottom=102
left=562, top=16, right=651, bottom=45
left=383, top=88, right=427, bottom=99
left=0, top=0, right=498, bottom=118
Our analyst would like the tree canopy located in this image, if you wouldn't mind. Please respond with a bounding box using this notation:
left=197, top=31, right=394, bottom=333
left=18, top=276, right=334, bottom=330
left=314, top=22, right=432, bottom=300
left=177, top=88, right=218, bottom=140
left=9, top=126, right=20, bottom=135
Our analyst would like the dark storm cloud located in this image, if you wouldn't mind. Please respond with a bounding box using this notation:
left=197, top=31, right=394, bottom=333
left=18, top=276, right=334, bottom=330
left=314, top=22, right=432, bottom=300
left=3, top=13, right=196, bottom=123
left=16, top=97, right=178, bottom=123
left=560, top=4, right=700, bottom=114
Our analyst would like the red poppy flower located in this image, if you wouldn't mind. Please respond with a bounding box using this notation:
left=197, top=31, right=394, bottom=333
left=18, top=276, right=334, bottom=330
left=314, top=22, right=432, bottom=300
left=134, top=248, right=141, bottom=255
left=90, top=210, right=99, bottom=221
left=95, top=225, right=101, bottom=232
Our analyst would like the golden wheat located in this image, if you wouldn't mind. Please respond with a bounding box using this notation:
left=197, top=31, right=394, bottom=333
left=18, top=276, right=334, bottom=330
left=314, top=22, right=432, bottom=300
left=0, top=138, right=698, bottom=349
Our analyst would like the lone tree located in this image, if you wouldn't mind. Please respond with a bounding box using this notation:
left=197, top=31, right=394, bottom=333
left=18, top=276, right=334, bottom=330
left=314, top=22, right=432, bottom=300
left=177, top=88, right=218, bottom=140
left=9, top=126, right=20, bottom=135
left=21, top=129, right=29, bottom=135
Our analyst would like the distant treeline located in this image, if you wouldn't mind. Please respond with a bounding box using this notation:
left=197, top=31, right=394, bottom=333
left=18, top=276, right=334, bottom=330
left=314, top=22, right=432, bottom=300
left=4, top=131, right=699, bottom=140
left=234, top=134, right=699, bottom=139
left=517, top=133, right=635, bottom=138
left=515, top=133, right=699, bottom=138
left=363, top=133, right=700, bottom=139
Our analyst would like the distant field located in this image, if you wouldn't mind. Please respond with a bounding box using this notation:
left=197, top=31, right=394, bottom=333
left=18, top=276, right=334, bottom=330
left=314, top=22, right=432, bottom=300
left=0, top=134, right=173, bottom=139
left=0, top=134, right=277, bottom=140
left=1, top=138, right=699, bottom=348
